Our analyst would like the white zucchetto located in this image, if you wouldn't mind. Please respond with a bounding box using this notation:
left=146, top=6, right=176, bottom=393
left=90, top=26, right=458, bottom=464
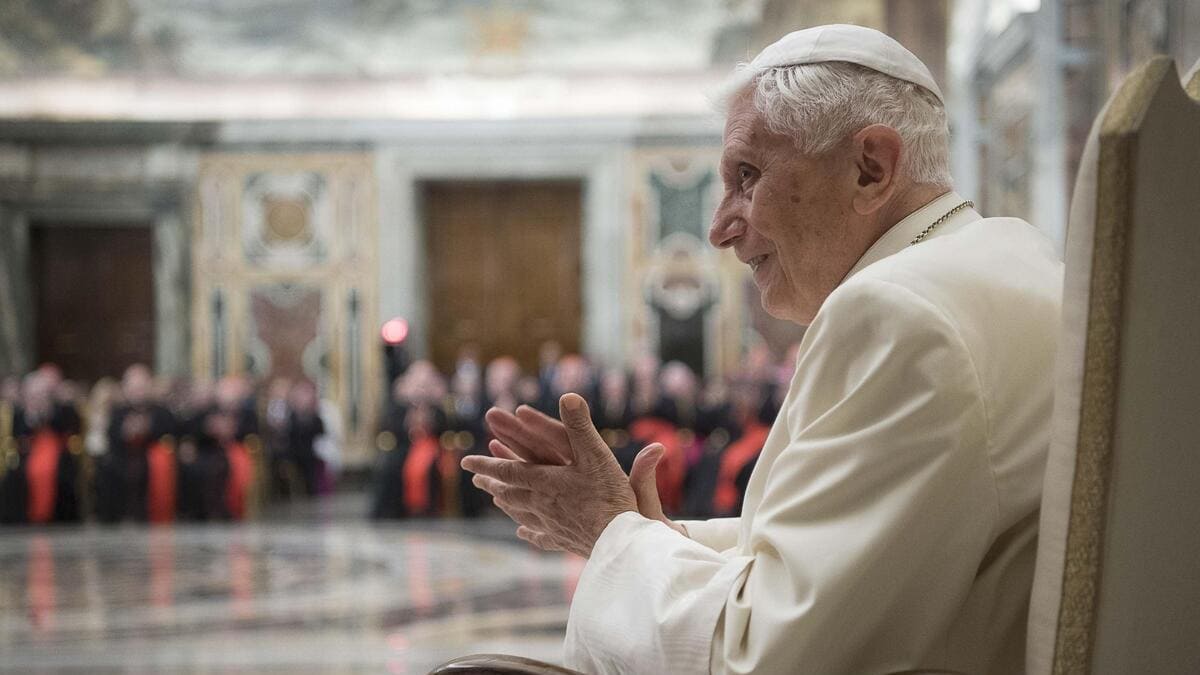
left=750, top=24, right=944, bottom=104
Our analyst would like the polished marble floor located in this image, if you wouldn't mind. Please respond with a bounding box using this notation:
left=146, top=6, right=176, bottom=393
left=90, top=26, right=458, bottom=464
left=0, top=496, right=582, bottom=673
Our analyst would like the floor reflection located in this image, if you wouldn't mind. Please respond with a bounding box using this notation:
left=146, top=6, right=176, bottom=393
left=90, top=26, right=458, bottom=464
left=0, top=502, right=577, bottom=673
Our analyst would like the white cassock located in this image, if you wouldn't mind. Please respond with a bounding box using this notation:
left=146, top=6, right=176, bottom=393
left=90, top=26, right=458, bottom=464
left=564, top=191, right=1064, bottom=674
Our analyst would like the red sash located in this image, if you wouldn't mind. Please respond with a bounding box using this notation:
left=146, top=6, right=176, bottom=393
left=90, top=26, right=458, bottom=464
left=224, top=442, right=254, bottom=520
left=714, top=422, right=770, bottom=515
left=403, top=435, right=440, bottom=515
left=147, top=440, right=177, bottom=523
left=630, top=418, right=686, bottom=514
left=26, top=430, right=62, bottom=524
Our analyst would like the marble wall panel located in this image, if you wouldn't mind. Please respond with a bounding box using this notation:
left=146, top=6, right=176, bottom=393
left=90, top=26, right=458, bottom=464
left=193, top=153, right=379, bottom=464
left=627, top=149, right=802, bottom=378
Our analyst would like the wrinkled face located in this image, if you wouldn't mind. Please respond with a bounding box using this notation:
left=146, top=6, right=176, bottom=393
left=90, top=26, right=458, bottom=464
left=709, top=87, right=861, bottom=325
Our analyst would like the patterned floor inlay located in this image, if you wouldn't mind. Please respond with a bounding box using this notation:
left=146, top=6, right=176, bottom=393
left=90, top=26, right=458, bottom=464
left=0, top=511, right=582, bottom=673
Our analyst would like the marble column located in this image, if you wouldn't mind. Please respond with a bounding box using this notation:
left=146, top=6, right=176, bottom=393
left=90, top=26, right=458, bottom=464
left=153, top=211, right=190, bottom=377
left=0, top=207, right=33, bottom=376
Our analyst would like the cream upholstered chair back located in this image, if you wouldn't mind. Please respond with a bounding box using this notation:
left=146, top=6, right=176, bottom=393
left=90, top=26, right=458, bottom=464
left=1026, top=57, right=1200, bottom=675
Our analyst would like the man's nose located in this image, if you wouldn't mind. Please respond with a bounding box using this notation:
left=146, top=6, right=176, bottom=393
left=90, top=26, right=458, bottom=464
left=708, top=199, right=746, bottom=249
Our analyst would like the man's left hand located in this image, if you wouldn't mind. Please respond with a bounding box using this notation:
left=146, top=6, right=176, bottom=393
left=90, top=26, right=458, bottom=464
left=461, top=393, right=639, bottom=557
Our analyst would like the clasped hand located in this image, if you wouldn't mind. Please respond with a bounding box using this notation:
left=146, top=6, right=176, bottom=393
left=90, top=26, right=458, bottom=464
left=461, top=393, right=682, bottom=558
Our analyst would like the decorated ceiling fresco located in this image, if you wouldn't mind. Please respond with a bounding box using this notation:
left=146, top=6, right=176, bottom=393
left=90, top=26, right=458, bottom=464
left=0, top=0, right=766, bottom=78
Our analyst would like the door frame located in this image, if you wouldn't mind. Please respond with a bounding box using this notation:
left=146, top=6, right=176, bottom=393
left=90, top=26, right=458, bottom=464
left=0, top=189, right=189, bottom=378
left=377, top=138, right=629, bottom=368
left=421, top=179, right=585, bottom=372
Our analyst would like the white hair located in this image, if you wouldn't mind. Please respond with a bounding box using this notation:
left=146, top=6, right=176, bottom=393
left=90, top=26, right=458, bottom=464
left=720, top=61, right=953, bottom=188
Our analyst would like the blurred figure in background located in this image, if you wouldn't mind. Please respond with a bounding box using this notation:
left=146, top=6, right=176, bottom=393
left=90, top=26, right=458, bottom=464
left=594, top=367, right=632, bottom=432
left=628, top=352, right=661, bottom=419
left=453, top=343, right=482, bottom=392
left=484, top=356, right=520, bottom=412
left=83, top=378, right=120, bottom=517
left=683, top=374, right=734, bottom=517
left=48, top=369, right=83, bottom=438
left=0, top=342, right=796, bottom=526
left=211, top=376, right=256, bottom=519
left=648, top=361, right=700, bottom=514
left=314, top=387, right=343, bottom=495
left=99, top=364, right=173, bottom=523
left=448, top=360, right=489, bottom=518
left=174, top=379, right=214, bottom=520
left=286, top=380, right=326, bottom=498
left=546, top=354, right=594, bottom=411
left=449, top=367, right=484, bottom=431
left=2, top=370, right=81, bottom=524
left=370, top=376, right=411, bottom=520
left=536, top=340, right=562, bottom=401
left=513, top=375, right=543, bottom=410
left=262, top=377, right=294, bottom=500
left=713, top=375, right=772, bottom=517
left=370, top=360, right=449, bottom=519
left=660, top=361, right=699, bottom=430
left=595, top=367, right=638, bottom=474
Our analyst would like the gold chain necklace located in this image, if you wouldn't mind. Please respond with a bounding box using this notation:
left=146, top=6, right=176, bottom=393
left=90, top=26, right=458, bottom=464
left=909, top=200, right=974, bottom=246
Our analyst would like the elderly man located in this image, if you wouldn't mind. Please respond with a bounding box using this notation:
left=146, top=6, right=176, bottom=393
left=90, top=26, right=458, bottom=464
left=464, top=24, right=1062, bottom=674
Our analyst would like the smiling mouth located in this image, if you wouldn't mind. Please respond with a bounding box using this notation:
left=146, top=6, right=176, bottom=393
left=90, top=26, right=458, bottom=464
left=749, top=254, right=769, bottom=272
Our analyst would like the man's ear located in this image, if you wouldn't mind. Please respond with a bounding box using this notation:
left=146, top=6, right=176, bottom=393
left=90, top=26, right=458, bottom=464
left=851, top=124, right=903, bottom=215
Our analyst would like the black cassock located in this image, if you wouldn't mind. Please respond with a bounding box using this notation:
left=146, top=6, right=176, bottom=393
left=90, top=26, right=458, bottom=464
left=98, top=403, right=175, bottom=523
left=0, top=404, right=81, bottom=524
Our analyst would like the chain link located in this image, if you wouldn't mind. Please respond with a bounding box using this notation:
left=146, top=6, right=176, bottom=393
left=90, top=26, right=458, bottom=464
left=909, top=200, right=974, bottom=246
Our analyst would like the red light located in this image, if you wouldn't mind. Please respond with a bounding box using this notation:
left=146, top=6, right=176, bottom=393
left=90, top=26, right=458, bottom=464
left=381, top=318, right=409, bottom=345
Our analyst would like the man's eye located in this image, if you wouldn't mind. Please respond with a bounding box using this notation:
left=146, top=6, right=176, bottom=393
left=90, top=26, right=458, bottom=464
left=738, top=166, right=755, bottom=185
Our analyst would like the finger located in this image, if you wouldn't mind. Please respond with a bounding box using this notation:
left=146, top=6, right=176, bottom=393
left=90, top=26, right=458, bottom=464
left=483, top=408, right=543, bottom=463
left=517, top=526, right=565, bottom=552
left=488, top=439, right=522, bottom=461
left=472, top=473, right=534, bottom=502
left=514, top=405, right=572, bottom=462
left=461, top=454, right=553, bottom=490
left=558, top=393, right=610, bottom=469
left=629, top=443, right=667, bottom=522
left=486, top=408, right=568, bottom=465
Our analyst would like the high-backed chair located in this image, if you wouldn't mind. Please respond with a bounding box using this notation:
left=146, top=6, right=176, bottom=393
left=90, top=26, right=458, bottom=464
left=1026, top=56, right=1200, bottom=675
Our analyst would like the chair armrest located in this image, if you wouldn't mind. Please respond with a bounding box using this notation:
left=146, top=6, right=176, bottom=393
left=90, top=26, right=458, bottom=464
left=430, top=655, right=964, bottom=674
left=428, top=653, right=584, bottom=675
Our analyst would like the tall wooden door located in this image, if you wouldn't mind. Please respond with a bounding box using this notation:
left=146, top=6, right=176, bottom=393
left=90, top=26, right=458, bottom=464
left=31, top=224, right=155, bottom=382
left=423, top=180, right=582, bottom=372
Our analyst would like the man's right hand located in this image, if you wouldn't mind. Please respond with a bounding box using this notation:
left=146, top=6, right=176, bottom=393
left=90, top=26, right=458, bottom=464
left=485, top=404, right=687, bottom=536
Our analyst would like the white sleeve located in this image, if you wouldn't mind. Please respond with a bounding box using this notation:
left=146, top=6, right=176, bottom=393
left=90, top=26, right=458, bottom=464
left=565, top=512, right=753, bottom=674
left=677, top=517, right=740, bottom=552
left=564, top=279, right=997, bottom=674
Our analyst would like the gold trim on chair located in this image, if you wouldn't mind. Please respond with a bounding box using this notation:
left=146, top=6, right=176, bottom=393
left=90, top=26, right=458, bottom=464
left=1185, top=59, right=1200, bottom=99
left=1051, top=56, right=1200, bottom=675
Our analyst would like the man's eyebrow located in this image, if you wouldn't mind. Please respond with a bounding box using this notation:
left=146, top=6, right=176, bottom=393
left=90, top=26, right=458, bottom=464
left=721, top=141, right=749, bottom=161
left=717, top=160, right=741, bottom=183
left=721, top=149, right=756, bottom=173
